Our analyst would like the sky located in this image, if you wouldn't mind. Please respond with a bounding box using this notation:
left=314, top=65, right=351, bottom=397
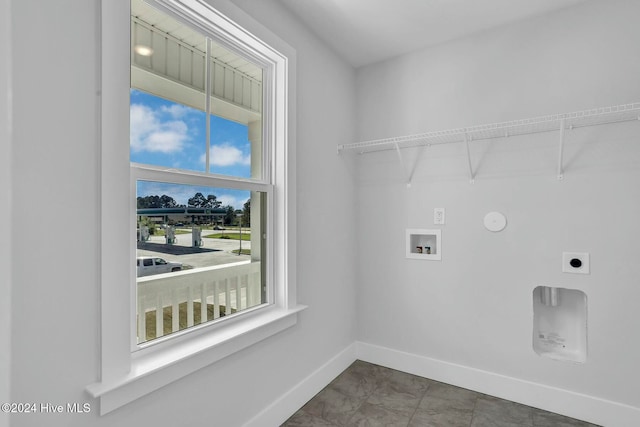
left=131, top=89, right=252, bottom=209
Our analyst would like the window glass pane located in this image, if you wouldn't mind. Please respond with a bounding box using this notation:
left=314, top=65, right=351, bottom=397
left=208, top=115, right=253, bottom=178
left=130, top=0, right=264, bottom=180
left=136, top=180, right=266, bottom=344
left=208, top=41, right=263, bottom=179
left=130, top=89, right=207, bottom=171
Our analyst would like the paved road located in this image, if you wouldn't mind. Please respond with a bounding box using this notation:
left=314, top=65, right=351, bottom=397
left=137, top=230, right=252, bottom=269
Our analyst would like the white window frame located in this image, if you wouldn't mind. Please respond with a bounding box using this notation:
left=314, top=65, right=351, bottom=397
left=87, top=0, right=303, bottom=415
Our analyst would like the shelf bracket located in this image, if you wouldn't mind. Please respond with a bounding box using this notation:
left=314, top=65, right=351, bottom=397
left=393, top=141, right=412, bottom=187
left=557, top=118, right=566, bottom=180
left=464, top=133, right=475, bottom=184
left=406, top=143, right=429, bottom=187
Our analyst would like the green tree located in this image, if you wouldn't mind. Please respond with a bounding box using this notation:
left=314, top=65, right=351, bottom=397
left=137, top=194, right=180, bottom=209
left=160, top=194, right=180, bottom=208
left=224, top=205, right=235, bottom=225
left=242, top=198, right=251, bottom=226
left=188, top=192, right=222, bottom=208
left=137, top=217, right=158, bottom=235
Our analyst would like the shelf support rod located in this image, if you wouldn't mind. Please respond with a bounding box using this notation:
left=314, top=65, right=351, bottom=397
left=557, top=118, right=566, bottom=180
left=393, top=141, right=412, bottom=187
left=464, top=133, right=475, bottom=184
left=407, top=143, right=428, bottom=186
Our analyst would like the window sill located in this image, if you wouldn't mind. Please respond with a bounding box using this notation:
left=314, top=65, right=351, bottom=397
left=86, top=304, right=307, bottom=415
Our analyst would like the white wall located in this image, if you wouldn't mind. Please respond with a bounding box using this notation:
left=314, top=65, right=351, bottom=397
left=8, top=0, right=356, bottom=426
left=354, top=0, right=640, bottom=422
left=1, top=0, right=12, bottom=425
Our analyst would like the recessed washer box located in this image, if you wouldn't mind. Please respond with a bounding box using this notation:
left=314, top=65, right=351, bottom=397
left=406, top=229, right=441, bottom=260
left=562, top=252, right=590, bottom=274
left=533, top=286, right=587, bottom=363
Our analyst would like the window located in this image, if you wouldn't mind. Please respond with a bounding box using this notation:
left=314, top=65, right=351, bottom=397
left=131, top=0, right=270, bottom=345
left=88, top=0, right=301, bottom=414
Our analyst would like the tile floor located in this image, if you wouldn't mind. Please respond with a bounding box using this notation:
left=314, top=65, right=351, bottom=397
left=282, top=360, right=599, bottom=427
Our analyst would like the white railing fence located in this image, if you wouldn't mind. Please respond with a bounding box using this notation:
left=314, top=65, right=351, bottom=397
left=137, top=261, right=262, bottom=343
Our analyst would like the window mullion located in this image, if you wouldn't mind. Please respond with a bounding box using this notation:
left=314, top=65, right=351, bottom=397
left=205, top=37, right=211, bottom=172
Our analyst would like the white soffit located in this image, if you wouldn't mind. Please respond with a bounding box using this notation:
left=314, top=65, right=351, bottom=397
left=132, top=0, right=262, bottom=80
left=277, top=0, right=588, bottom=68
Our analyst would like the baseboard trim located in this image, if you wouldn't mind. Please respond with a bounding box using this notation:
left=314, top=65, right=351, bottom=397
left=356, top=341, right=640, bottom=427
left=243, top=343, right=357, bottom=427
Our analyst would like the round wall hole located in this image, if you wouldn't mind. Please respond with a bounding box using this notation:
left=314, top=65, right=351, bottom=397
left=570, top=258, right=583, bottom=268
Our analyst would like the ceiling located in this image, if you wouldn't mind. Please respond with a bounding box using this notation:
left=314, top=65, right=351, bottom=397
left=277, top=0, right=588, bottom=68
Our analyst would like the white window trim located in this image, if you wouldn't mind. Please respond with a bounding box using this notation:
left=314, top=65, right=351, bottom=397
left=87, top=0, right=303, bottom=415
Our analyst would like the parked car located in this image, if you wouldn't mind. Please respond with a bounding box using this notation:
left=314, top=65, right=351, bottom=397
left=136, top=256, right=182, bottom=277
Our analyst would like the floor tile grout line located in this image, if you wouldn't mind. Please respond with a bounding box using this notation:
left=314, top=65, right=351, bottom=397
left=468, top=393, right=480, bottom=427
left=341, top=370, right=381, bottom=427
left=406, top=382, right=432, bottom=427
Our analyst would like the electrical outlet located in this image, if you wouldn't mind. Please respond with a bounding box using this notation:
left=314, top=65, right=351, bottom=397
left=562, top=252, right=590, bottom=274
left=434, top=208, right=445, bottom=225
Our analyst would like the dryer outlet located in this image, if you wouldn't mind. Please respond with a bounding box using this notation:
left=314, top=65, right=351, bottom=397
left=562, top=252, right=590, bottom=274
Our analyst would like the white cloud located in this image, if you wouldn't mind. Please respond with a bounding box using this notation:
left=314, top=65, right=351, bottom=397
left=130, top=104, right=189, bottom=153
left=160, top=104, right=193, bottom=119
left=206, top=143, right=251, bottom=167
left=217, top=194, right=249, bottom=210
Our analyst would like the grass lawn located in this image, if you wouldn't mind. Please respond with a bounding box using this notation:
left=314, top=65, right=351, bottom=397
left=203, top=233, right=251, bottom=241
left=231, top=249, right=251, bottom=255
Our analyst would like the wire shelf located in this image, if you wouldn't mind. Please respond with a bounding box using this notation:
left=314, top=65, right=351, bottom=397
left=338, top=102, right=640, bottom=154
